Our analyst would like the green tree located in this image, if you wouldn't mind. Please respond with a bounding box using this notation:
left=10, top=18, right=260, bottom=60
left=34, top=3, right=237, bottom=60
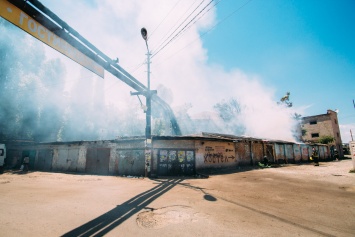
left=278, top=92, right=293, bottom=107
left=278, top=92, right=306, bottom=142
left=319, top=136, right=334, bottom=144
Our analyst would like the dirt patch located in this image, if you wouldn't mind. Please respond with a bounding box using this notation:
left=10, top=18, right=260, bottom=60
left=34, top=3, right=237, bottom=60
left=136, top=205, right=198, bottom=229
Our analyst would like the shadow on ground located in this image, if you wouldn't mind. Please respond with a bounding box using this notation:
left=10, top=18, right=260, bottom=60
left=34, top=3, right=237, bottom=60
left=61, top=178, right=184, bottom=237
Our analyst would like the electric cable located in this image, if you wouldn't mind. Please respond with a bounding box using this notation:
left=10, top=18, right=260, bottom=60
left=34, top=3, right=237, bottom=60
left=153, top=0, right=252, bottom=65
left=156, top=0, right=220, bottom=53
left=151, top=0, right=203, bottom=52
left=152, top=0, right=215, bottom=59
left=130, top=0, right=203, bottom=76
left=148, top=0, right=183, bottom=40
left=152, top=0, right=209, bottom=57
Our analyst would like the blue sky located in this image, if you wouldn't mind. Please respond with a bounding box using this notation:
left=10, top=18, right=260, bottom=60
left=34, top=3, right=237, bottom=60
left=202, top=0, right=355, bottom=141
left=4, top=0, right=354, bottom=142
left=205, top=0, right=355, bottom=111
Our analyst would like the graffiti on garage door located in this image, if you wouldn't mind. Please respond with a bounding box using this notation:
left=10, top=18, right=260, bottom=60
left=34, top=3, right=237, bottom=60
left=158, top=149, right=195, bottom=176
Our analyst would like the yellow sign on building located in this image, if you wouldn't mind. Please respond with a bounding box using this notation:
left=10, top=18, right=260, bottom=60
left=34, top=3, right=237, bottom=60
left=0, top=0, right=104, bottom=78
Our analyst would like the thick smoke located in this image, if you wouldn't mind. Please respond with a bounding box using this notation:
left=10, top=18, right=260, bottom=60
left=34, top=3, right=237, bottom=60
left=170, top=73, right=301, bottom=142
left=1, top=1, right=303, bottom=142
left=0, top=19, right=64, bottom=141
left=0, top=19, right=145, bottom=142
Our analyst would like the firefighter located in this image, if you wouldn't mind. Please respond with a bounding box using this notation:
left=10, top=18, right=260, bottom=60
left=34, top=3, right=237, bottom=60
left=334, top=149, right=339, bottom=161
left=311, top=147, right=319, bottom=166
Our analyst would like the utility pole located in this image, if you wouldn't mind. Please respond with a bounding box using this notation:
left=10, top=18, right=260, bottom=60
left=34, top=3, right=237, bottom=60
left=130, top=28, right=157, bottom=177
left=130, top=28, right=157, bottom=143
left=351, top=129, right=354, bottom=141
left=144, top=31, right=152, bottom=142
left=140, top=27, right=157, bottom=145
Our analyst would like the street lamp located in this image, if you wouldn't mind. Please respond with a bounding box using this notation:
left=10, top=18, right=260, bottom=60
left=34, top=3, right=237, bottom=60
left=140, top=27, right=157, bottom=177
left=141, top=27, right=152, bottom=143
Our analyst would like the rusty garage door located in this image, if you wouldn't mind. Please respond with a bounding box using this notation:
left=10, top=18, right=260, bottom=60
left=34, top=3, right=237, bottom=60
left=265, top=144, right=275, bottom=163
left=158, top=149, right=195, bottom=176
left=116, top=150, right=145, bottom=176
left=86, top=148, right=110, bottom=175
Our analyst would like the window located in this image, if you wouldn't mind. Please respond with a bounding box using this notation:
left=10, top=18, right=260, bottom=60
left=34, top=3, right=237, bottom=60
left=310, top=120, right=317, bottom=125
left=0, top=149, right=3, bottom=156
left=311, top=133, right=319, bottom=138
left=334, top=119, right=337, bottom=124
left=337, top=132, right=339, bottom=138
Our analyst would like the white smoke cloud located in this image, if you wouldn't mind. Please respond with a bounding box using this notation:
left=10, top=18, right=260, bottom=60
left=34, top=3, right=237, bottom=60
left=35, top=0, right=302, bottom=141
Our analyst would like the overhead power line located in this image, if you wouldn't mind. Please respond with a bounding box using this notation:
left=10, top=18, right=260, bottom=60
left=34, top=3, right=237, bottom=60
left=159, top=0, right=220, bottom=51
left=153, top=0, right=253, bottom=65
left=151, top=0, right=205, bottom=53
left=129, top=0, right=209, bottom=79
left=152, top=0, right=214, bottom=58
left=148, top=0, right=183, bottom=40
left=154, top=0, right=205, bottom=51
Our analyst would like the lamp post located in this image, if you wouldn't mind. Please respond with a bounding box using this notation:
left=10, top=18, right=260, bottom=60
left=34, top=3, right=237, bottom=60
left=141, top=27, right=157, bottom=177
left=141, top=27, right=152, bottom=143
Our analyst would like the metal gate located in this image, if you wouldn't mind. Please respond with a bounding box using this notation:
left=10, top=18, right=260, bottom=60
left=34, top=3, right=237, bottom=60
left=117, top=150, right=145, bottom=176
left=285, top=144, right=294, bottom=161
left=275, top=144, right=286, bottom=163
left=55, top=148, right=80, bottom=172
left=301, top=145, right=310, bottom=160
left=158, top=149, right=195, bottom=176
left=265, top=144, right=274, bottom=162
left=68, top=148, right=80, bottom=172
left=36, top=149, right=53, bottom=171
left=86, top=148, right=110, bottom=175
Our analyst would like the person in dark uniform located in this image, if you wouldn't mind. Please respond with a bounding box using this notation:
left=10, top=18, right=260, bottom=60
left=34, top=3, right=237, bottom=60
left=311, top=147, right=319, bottom=166
left=334, top=149, right=339, bottom=161
left=263, top=156, right=269, bottom=167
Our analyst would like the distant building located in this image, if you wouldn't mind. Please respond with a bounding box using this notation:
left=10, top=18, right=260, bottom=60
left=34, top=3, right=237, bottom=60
left=301, top=109, right=342, bottom=155
left=342, top=143, right=350, bottom=155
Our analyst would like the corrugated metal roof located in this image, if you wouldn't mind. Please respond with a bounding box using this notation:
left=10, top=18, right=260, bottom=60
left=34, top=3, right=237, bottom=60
left=3, top=133, right=325, bottom=146
left=151, top=132, right=297, bottom=144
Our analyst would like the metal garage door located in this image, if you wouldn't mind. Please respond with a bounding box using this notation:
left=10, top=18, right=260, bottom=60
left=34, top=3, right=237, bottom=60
left=265, top=144, right=274, bottom=162
left=158, top=149, right=195, bottom=176
left=36, top=149, right=53, bottom=171
left=275, top=144, right=285, bottom=163
left=86, top=148, right=110, bottom=175
left=56, top=148, right=80, bottom=172
left=68, top=148, right=80, bottom=172
left=117, top=150, right=145, bottom=176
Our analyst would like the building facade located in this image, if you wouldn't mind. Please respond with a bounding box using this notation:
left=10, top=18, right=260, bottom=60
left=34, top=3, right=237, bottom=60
left=3, top=133, right=331, bottom=177
left=301, top=109, right=342, bottom=156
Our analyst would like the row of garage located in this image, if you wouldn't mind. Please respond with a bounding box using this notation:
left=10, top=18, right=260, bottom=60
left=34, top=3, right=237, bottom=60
left=2, top=133, right=330, bottom=176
